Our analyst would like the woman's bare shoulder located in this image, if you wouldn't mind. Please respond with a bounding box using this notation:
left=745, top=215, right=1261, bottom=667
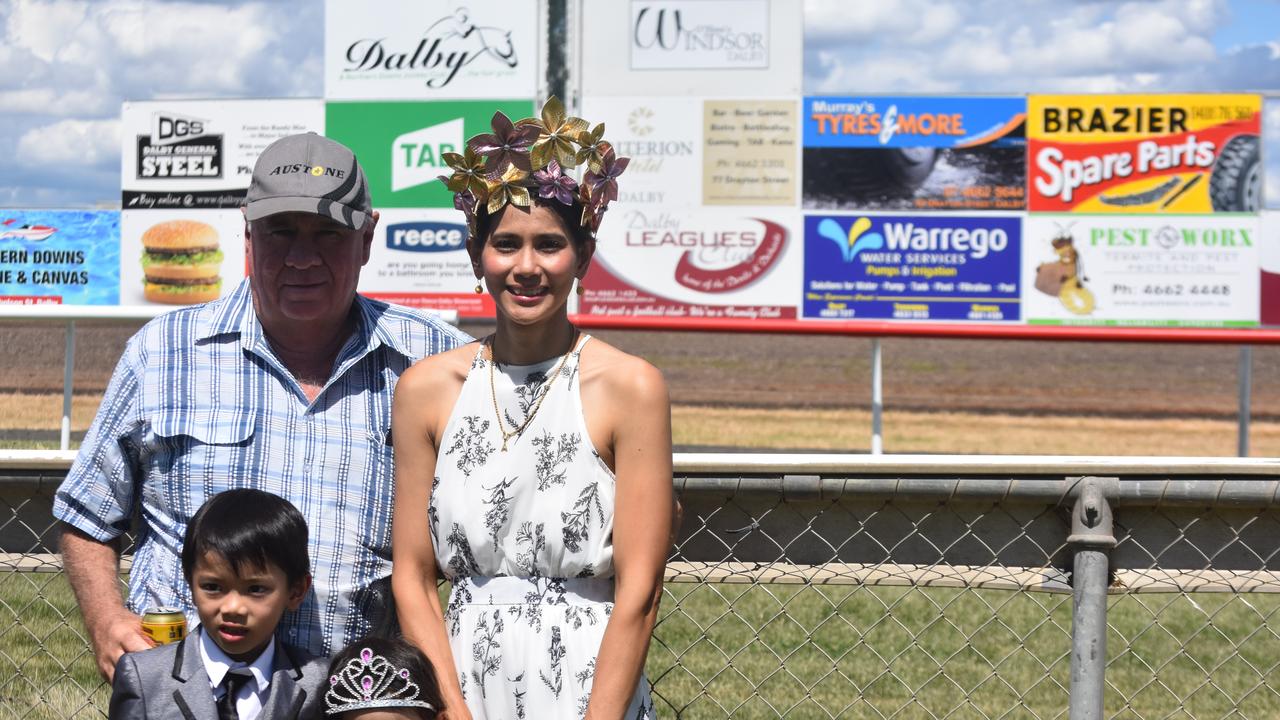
left=580, top=337, right=668, bottom=401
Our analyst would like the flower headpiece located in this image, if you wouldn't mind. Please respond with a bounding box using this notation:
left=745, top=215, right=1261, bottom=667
left=324, top=647, right=436, bottom=715
left=438, top=96, right=629, bottom=238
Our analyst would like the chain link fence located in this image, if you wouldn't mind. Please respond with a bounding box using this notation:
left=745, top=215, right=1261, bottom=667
left=1, top=457, right=1278, bottom=718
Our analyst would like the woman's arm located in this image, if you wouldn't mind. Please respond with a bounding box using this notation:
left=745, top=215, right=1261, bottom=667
left=584, top=359, right=674, bottom=720
left=391, top=360, right=473, bottom=720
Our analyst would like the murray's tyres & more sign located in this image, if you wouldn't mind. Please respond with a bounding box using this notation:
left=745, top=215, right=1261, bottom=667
left=802, top=96, right=1026, bottom=211
left=1028, top=94, right=1262, bottom=213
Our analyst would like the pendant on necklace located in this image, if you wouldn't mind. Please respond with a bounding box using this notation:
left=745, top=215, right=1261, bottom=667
left=501, top=437, right=509, bottom=452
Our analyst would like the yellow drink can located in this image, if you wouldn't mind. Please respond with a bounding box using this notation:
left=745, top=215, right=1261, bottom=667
left=141, top=607, right=187, bottom=645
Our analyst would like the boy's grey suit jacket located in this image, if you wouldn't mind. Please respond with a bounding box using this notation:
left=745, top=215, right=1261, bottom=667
left=108, top=628, right=329, bottom=720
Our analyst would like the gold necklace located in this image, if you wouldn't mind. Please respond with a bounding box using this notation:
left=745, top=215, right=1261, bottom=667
left=487, top=332, right=577, bottom=452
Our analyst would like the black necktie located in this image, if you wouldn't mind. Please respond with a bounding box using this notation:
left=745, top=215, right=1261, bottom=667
left=217, top=670, right=252, bottom=720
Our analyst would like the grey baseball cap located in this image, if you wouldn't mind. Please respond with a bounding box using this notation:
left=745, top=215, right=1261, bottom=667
left=244, top=132, right=372, bottom=230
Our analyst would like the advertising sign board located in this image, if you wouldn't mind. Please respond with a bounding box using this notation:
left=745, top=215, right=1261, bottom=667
left=629, top=0, right=770, bottom=70
left=324, top=1, right=538, bottom=100
left=121, top=99, right=324, bottom=210
left=359, top=208, right=494, bottom=317
left=703, top=99, right=798, bottom=206
left=1027, top=94, right=1262, bottom=213
left=0, top=211, right=120, bottom=305
left=582, top=0, right=801, bottom=96
left=802, top=214, right=1021, bottom=321
left=119, top=99, right=322, bottom=306
left=119, top=210, right=246, bottom=307
left=1262, top=211, right=1280, bottom=326
left=581, top=208, right=801, bottom=320
left=581, top=96, right=798, bottom=209
left=326, top=100, right=535, bottom=209
left=1022, top=215, right=1259, bottom=326
left=803, top=96, right=1026, bottom=211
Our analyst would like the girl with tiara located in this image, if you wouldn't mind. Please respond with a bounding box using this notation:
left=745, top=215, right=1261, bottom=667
left=390, top=97, right=672, bottom=719
left=325, top=637, right=443, bottom=719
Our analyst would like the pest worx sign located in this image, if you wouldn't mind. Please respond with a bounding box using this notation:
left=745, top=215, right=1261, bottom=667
left=1028, top=94, right=1262, bottom=213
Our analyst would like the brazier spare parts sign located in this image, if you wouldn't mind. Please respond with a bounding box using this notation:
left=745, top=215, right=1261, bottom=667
left=1022, top=215, right=1259, bottom=327
left=325, top=0, right=538, bottom=100
left=802, top=214, right=1021, bottom=322
left=1028, top=94, right=1262, bottom=213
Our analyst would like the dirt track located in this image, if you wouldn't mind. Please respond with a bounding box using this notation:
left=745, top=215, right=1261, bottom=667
left=1, top=319, right=1275, bottom=422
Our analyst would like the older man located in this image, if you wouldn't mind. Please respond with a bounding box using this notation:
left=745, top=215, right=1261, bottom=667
left=54, top=133, right=469, bottom=681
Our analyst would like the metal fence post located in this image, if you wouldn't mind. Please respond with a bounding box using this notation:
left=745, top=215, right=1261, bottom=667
left=61, top=319, right=76, bottom=451
left=1067, top=476, right=1117, bottom=720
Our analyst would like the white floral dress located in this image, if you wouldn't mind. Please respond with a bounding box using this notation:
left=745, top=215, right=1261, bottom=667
left=430, top=335, right=655, bottom=719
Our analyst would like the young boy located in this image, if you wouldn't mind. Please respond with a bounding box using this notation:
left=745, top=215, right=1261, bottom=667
left=109, top=489, right=328, bottom=720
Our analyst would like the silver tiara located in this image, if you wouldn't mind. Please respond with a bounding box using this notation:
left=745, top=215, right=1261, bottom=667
left=324, top=647, right=436, bottom=715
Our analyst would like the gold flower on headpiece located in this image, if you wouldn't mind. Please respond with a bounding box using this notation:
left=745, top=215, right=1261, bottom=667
left=439, top=146, right=489, bottom=198
left=484, top=165, right=531, bottom=215
left=574, top=124, right=609, bottom=173
left=527, top=96, right=588, bottom=171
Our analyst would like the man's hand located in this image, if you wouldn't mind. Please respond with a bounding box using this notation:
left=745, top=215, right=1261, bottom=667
left=59, top=524, right=154, bottom=682
left=89, top=608, right=153, bottom=682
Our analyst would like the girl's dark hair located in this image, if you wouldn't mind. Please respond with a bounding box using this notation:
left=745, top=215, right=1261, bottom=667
left=472, top=196, right=595, bottom=253
left=328, top=637, right=443, bottom=720
left=181, top=488, right=310, bottom=586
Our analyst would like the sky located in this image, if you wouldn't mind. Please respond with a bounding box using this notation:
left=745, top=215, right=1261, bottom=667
left=2, top=0, right=1279, bottom=208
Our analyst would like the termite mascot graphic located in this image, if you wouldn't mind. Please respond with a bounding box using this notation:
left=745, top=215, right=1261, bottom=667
left=1034, top=224, right=1096, bottom=315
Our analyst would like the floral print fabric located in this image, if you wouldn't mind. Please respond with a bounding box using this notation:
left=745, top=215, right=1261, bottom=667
left=430, top=336, right=654, bottom=718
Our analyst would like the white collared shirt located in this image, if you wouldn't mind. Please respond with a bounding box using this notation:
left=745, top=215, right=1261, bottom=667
left=199, top=626, right=276, bottom=720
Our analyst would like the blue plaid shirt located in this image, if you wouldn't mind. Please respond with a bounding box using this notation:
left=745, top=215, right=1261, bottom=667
left=54, top=279, right=470, bottom=655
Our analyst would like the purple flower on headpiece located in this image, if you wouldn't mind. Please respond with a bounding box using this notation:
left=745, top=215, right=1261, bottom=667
left=583, top=144, right=630, bottom=207
left=469, top=111, right=538, bottom=174
left=532, top=160, right=579, bottom=206
left=454, top=190, right=477, bottom=218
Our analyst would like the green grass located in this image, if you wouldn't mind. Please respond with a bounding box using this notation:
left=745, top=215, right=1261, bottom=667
left=0, top=572, right=109, bottom=719
left=6, top=573, right=1278, bottom=718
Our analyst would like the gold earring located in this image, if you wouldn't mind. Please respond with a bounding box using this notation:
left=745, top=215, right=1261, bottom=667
left=474, top=282, right=483, bottom=294
left=576, top=280, right=585, bottom=296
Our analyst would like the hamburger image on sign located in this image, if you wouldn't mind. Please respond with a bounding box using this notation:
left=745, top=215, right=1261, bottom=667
left=140, top=220, right=223, bottom=304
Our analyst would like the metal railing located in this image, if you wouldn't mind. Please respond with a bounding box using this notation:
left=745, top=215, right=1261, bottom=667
left=2, top=452, right=1279, bottom=718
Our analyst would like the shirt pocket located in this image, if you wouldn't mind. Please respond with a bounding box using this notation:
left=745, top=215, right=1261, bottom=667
left=144, top=408, right=257, bottom=518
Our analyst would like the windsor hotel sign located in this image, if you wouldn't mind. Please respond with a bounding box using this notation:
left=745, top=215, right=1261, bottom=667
left=630, top=0, right=771, bottom=70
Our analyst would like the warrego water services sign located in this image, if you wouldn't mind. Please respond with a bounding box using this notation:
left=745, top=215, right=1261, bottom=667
left=325, top=1, right=538, bottom=99
left=630, top=0, right=770, bottom=70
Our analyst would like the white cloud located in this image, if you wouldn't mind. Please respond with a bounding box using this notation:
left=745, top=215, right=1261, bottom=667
left=15, top=118, right=121, bottom=168
left=0, top=0, right=320, bottom=207
left=802, top=0, right=1247, bottom=94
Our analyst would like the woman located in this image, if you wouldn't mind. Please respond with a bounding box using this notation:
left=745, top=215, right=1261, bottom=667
left=391, top=97, right=673, bottom=720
